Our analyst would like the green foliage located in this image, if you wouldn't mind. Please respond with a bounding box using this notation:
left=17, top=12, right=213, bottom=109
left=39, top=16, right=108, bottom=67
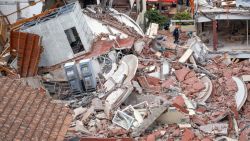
left=173, top=11, right=192, bottom=20
left=145, top=9, right=168, bottom=28
left=173, top=11, right=193, bottom=25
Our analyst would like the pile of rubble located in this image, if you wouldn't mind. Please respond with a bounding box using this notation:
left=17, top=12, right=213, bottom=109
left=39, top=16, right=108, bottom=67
left=1, top=2, right=250, bottom=140
left=62, top=30, right=250, bottom=141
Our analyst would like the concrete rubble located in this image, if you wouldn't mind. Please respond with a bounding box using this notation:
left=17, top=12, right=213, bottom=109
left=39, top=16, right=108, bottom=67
left=1, top=1, right=250, bottom=141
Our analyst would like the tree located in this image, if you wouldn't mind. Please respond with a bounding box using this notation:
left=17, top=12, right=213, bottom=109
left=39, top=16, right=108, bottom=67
left=145, top=9, right=168, bottom=28
left=172, top=11, right=192, bottom=25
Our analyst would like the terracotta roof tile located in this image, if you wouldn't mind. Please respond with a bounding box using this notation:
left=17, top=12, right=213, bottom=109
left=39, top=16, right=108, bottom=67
left=0, top=77, right=72, bottom=141
left=10, top=31, right=42, bottom=77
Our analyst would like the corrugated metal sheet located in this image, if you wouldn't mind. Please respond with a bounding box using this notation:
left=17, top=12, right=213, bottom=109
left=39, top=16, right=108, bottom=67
left=10, top=31, right=42, bottom=77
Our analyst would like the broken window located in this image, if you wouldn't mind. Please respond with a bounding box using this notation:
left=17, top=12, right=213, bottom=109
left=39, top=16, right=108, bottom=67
left=64, top=27, right=85, bottom=54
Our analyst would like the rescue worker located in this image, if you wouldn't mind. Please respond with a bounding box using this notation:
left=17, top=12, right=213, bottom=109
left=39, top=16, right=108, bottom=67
left=173, top=26, right=180, bottom=44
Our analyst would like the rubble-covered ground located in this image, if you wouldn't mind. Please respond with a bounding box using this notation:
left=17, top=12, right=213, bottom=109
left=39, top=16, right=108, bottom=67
left=1, top=3, right=250, bottom=140
left=59, top=30, right=250, bottom=141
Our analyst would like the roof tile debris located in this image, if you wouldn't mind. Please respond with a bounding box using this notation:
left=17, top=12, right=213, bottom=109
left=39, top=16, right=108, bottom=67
left=62, top=30, right=250, bottom=140
left=10, top=31, right=42, bottom=77
left=0, top=77, right=72, bottom=141
left=1, top=1, right=250, bottom=141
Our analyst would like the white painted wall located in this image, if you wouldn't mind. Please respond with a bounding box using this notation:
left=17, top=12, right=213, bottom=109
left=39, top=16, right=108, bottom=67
left=0, top=0, right=43, bottom=24
left=21, top=2, right=144, bottom=67
left=22, top=2, right=95, bottom=66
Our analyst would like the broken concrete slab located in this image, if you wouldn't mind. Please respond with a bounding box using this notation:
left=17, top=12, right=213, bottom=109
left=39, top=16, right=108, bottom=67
left=132, top=80, right=143, bottom=94
left=178, top=123, right=192, bottom=128
left=146, top=23, right=159, bottom=38
left=199, top=123, right=228, bottom=135
left=104, top=84, right=134, bottom=118
left=196, top=76, right=213, bottom=103
left=103, top=63, right=118, bottom=80
left=189, top=55, right=198, bottom=68
left=92, top=98, right=104, bottom=111
left=162, top=60, right=171, bottom=79
left=232, top=76, right=248, bottom=111
left=103, top=62, right=128, bottom=92
left=134, top=40, right=145, bottom=54
left=132, top=101, right=149, bottom=119
left=81, top=106, right=94, bottom=122
left=73, top=107, right=87, bottom=120
left=75, top=120, right=93, bottom=135
left=181, top=94, right=196, bottom=115
left=148, top=60, right=170, bottom=80
left=131, top=105, right=168, bottom=137
left=122, top=55, right=139, bottom=84
left=157, top=107, right=189, bottom=124
left=241, top=75, right=250, bottom=82
left=215, top=136, right=237, bottom=141
left=96, top=113, right=108, bottom=120
left=186, top=36, right=208, bottom=64
left=103, top=54, right=138, bottom=93
left=179, top=48, right=193, bottom=63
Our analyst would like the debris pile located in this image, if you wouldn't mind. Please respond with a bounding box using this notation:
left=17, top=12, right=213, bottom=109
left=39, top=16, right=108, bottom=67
left=1, top=2, right=250, bottom=141
left=63, top=31, right=250, bottom=140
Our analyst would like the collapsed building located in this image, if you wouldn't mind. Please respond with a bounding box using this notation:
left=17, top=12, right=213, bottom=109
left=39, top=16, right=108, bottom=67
left=0, top=0, right=250, bottom=141
left=195, top=0, right=250, bottom=58
left=19, top=2, right=144, bottom=67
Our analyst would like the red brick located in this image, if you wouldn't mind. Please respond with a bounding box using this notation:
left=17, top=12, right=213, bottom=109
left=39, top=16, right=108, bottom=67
left=167, top=138, right=175, bottom=141
left=146, top=77, right=161, bottom=86
left=183, top=77, right=199, bottom=85
left=162, top=77, right=176, bottom=88
left=181, top=128, right=195, bottom=141
left=172, top=96, right=185, bottom=107
left=196, top=107, right=207, bottom=113
left=185, top=71, right=196, bottom=80
left=108, top=127, right=128, bottom=136
left=191, top=116, right=207, bottom=126
left=192, top=81, right=205, bottom=91
left=172, top=103, right=189, bottom=114
left=146, top=134, right=155, bottom=141
left=223, top=70, right=233, bottom=78
left=201, top=137, right=212, bottom=141
left=230, top=106, right=239, bottom=119
left=239, top=127, right=250, bottom=141
left=172, top=96, right=189, bottom=113
left=225, top=78, right=237, bottom=92
left=175, top=68, right=190, bottom=82
left=172, top=129, right=180, bottom=137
